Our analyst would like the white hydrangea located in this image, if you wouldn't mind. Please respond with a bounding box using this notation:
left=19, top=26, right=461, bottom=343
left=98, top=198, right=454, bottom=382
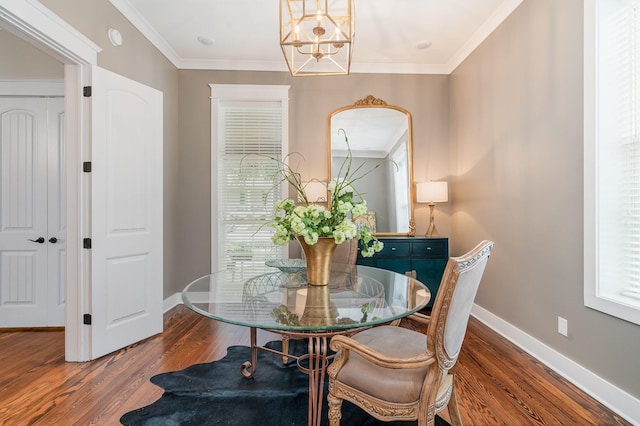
left=272, top=224, right=290, bottom=245
left=291, top=216, right=306, bottom=234
left=351, top=201, right=367, bottom=216
left=337, top=200, right=353, bottom=213
left=303, top=232, right=319, bottom=245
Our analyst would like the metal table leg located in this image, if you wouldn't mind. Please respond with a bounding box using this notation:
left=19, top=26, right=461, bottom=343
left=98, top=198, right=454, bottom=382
left=241, top=327, right=258, bottom=378
left=306, top=335, right=329, bottom=426
left=241, top=329, right=351, bottom=426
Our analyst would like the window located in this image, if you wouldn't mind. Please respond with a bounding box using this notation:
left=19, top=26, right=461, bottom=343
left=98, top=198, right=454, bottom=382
left=389, top=137, right=410, bottom=232
left=585, top=0, right=640, bottom=324
left=211, top=84, right=290, bottom=279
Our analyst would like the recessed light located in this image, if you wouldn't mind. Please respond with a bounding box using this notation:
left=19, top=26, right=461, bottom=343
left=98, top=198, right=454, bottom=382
left=108, top=28, right=123, bottom=46
left=416, top=40, right=432, bottom=50
left=197, top=35, right=215, bottom=46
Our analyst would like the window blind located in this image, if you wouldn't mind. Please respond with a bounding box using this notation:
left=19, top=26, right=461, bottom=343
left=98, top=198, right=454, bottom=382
left=597, top=0, right=640, bottom=306
left=217, top=102, right=284, bottom=280
left=620, top=0, right=640, bottom=301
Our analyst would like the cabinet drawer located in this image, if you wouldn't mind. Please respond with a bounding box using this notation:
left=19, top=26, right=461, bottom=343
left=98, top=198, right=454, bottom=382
left=377, top=240, right=411, bottom=257
left=412, top=240, right=447, bottom=258
left=357, top=257, right=376, bottom=267
left=376, top=259, right=412, bottom=275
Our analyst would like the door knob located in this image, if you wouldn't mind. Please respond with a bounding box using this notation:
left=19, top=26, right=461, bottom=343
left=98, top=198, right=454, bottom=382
left=29, top=237, right=45, bottom=244
left=49, top=237, right=58, bottom=243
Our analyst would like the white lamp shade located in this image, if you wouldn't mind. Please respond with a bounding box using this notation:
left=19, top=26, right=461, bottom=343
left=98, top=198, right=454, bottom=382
left=416, top=181, right=448, bottom=203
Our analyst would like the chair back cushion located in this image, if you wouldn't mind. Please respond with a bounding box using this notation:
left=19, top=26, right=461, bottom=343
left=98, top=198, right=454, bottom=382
left=444, top=253, right=489, bottom=358
left=432, top=241, right=493, bottom=369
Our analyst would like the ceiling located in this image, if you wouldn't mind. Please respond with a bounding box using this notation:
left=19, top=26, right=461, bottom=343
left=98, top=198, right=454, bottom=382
left=110, top=0, right=523, bottom=74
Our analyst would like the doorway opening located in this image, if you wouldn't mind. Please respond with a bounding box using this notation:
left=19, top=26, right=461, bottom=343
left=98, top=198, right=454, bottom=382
left=0, top=1, right=100, bottom=360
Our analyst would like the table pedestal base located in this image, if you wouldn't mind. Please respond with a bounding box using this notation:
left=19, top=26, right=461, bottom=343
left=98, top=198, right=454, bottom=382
left=241, top=327, right=345, bottom=426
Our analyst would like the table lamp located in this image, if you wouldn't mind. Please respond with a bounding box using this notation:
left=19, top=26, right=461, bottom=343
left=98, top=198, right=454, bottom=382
left=416, top=181, right=448, bottom=237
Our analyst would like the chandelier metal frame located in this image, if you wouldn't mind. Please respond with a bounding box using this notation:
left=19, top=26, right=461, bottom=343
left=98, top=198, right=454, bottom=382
left=280, top=0, right=355, bottom=76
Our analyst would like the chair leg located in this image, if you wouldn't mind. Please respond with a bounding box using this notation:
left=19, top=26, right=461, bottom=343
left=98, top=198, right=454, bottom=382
left=327, top=393, right=343, bottom=426
left=447, top=381, right=463, bottom=426
left=281, top=336, right=290, bottom=364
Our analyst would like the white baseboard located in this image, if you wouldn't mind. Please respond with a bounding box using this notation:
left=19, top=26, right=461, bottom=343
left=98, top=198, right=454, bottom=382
left=163, top=292, right=182, bottom=313
left=471, top=304, right=640, bottom=425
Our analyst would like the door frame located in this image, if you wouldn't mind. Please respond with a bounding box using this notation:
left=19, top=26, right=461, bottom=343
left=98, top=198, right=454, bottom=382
left=0, top=1, right=101, bottom=361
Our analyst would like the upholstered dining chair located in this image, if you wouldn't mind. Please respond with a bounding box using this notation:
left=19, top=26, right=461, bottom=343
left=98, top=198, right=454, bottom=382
left=326, top=240, right=494, bottom=426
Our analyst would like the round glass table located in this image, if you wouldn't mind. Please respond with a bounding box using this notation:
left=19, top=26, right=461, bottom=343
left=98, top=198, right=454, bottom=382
left=182, top=264, right=430, bottom=426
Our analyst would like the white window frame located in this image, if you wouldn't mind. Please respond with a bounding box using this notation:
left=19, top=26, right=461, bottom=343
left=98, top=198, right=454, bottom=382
left=210, top=84, right=290, bottom=274
left=584, top=0, right=640, bottom=325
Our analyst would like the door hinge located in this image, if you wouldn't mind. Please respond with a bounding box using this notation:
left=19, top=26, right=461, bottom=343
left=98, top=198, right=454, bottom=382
left=83, top=86, right=92, bottom=97
left=83, top=314, right=92, bottom=325
left=83, top=161, right=92, bottom=173
left=83, top=238, right=92, bottom=249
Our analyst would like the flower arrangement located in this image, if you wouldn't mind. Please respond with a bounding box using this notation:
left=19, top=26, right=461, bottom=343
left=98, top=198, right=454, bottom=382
left=270, top=129, right=384, bottom=257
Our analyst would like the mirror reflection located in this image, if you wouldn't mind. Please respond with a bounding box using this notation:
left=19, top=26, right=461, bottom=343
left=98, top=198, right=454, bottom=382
left=328, top=96, right=415, bottom=236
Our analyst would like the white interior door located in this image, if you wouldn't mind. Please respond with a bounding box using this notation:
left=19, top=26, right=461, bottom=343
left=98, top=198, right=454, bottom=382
left=46, top=98, right=66, bottom=325
left=90, top=66, right=163, bottom=359
left=0, top=97, right=65, bottom=327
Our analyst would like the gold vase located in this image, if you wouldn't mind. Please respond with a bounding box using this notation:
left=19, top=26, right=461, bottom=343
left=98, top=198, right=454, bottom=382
left=300, top=285, right=337, bottom=326
left=298, top=236, right=337, bottom=286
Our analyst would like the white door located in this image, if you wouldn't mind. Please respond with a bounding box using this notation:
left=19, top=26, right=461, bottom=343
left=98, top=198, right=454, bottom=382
left=46, top=98, right=66, bottom=326
left=89, top=66, right=163, bottom=359
left=0, top=97, right=65, bottom=327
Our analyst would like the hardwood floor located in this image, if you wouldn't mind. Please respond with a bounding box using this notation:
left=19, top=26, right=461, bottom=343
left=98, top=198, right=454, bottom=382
left=0, top=305, right=630, bottom=425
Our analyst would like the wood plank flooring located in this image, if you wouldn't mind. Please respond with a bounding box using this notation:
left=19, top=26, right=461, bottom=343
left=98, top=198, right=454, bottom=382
left=0, top=305, right=630, bottom=425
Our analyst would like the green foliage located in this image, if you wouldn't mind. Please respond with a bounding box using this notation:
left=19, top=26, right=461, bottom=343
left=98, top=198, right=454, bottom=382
left=270, top=129, right=384, bottom=257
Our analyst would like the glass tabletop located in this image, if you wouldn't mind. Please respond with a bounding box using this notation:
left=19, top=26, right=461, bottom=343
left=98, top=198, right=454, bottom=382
left=182, top=264, right=430, bottom=332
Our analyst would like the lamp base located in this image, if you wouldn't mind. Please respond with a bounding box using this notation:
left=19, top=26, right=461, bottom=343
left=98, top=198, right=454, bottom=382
left=425, top=203, right=440, bottom=238
left=425, top=226, right=440, bottom=238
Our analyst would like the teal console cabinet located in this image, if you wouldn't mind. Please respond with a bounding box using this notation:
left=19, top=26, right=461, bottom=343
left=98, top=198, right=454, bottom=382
left=357, top=237, right=449, bottom=307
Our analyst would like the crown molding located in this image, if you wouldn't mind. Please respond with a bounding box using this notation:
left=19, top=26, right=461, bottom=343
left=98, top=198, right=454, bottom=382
left=110, top=0, right=524, bottom=75
left=350, top=62, right=450, bottom=75
left=446, top=0, right=524, bottom=73
left=179, top=58, right=289, bottom=72
left=109, top=0, right=181, bottom=67
left=180, top=58, right=451, bottom=75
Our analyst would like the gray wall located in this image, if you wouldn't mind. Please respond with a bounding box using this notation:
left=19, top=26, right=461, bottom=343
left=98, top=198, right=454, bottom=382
left=450, top=0, right=640, bottom=397
left=177, top=70, right=450, bottom=286
left=38, top=0, right=181, bottom=297
left=0, top=30, right=63, bottom=78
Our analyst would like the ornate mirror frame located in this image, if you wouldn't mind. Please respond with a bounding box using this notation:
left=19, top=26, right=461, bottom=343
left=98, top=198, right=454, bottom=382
left=328, top=95, right=416, bottom=237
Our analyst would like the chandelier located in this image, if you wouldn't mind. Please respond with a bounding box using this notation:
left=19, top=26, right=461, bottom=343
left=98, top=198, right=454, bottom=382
left=280, top=0, right=355, bottom=76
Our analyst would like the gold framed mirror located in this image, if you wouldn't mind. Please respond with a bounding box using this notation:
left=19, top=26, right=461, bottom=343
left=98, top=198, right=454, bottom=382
left=328, top=95, right=415, bottom=236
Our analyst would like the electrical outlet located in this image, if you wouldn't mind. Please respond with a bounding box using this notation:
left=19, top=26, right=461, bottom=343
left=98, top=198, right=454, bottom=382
left=558, top=316, right=568, bottom=337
